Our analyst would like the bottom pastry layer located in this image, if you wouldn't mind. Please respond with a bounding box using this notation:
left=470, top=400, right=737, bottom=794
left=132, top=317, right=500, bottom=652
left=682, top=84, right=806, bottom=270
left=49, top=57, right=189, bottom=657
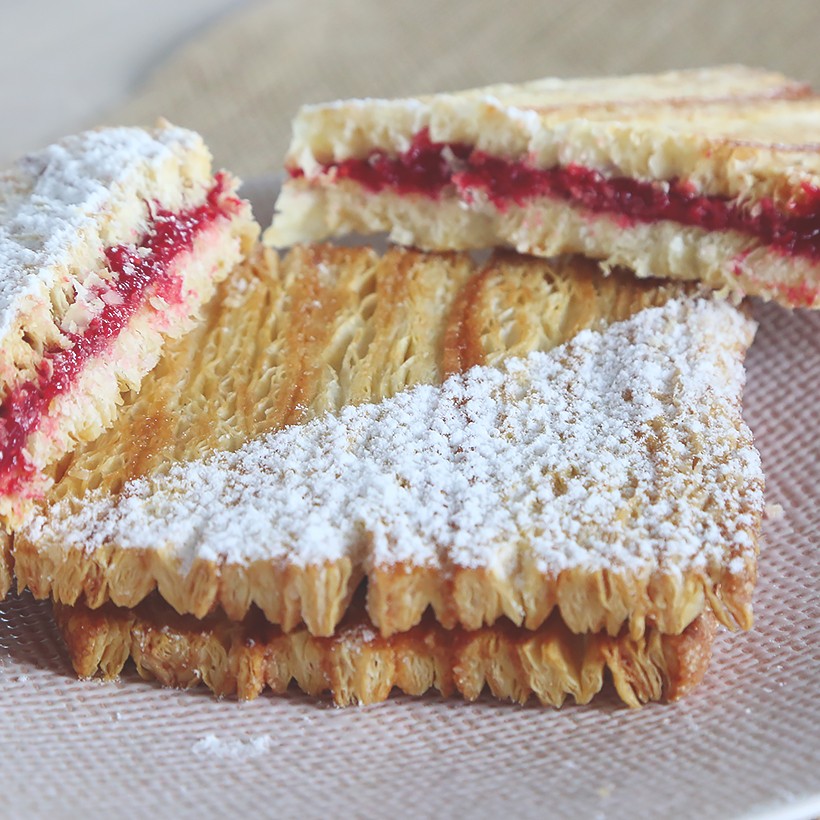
left=53, top=594, right=717, bottom=708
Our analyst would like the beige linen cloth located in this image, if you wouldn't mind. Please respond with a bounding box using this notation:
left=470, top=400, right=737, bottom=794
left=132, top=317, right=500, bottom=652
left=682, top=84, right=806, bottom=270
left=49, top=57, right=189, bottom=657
left=107, top=0, right=820, bottom=177
left=1, top=3, right=818, bottom=819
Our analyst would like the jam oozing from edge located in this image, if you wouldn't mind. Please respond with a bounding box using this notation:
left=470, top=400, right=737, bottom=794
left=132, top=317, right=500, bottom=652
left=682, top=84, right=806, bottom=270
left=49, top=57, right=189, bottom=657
left=0, top=174, right=239, bottom=499
left=302, top=128, right=820, bottom=262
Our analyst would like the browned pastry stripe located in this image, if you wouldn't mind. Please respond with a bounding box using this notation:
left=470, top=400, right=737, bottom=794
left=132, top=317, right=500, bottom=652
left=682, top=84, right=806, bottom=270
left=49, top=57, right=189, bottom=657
left=0, top=531, right=11, bottom=598
left=54, top=595, right=717, bottom=707
left=15, top=246, right=759, bottom=638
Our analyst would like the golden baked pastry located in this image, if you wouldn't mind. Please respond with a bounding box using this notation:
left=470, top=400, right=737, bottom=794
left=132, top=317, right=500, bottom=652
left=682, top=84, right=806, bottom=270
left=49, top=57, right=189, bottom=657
left=0, top=121, right=258, bottom=549
left=15, top=246, right=763, bottom=641
left=266, top=66, right=820, bottom=308
left=54, top=593, right=717, bottom=707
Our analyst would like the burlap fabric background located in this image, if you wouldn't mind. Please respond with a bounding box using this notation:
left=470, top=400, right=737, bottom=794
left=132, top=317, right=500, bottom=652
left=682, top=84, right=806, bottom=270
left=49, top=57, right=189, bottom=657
left=105, top=0, right=820, bottom=178
left=1, top=3, right=819, bottom=818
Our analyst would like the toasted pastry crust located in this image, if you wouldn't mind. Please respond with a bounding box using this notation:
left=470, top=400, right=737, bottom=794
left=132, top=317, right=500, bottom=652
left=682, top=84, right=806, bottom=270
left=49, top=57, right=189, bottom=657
left=53, top=595, right=718, bottom=707
left=268, top=66, right=820, bottom=306
left=16, top=247, right=762, bottom=639
left=0, top=122, right=258, bottom=529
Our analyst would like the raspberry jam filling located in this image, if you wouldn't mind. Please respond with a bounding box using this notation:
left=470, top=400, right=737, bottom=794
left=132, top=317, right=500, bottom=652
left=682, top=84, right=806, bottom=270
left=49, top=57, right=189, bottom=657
left=302, top=128, right=820, bottom=261
left=0, top=175, right=239, bottom=498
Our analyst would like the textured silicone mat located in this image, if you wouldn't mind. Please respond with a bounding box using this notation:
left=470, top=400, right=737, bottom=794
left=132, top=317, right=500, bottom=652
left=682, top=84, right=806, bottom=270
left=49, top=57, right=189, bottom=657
left=0, top=230, right=818, bottom=817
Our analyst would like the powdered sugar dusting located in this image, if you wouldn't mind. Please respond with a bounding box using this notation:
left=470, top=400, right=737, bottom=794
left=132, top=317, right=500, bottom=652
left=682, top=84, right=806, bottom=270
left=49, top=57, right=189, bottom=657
left=0, top=124, right=202, bottom=340
left=191, top=734, right=273, bottom=760
left=27, top=298, right=763, bottom=577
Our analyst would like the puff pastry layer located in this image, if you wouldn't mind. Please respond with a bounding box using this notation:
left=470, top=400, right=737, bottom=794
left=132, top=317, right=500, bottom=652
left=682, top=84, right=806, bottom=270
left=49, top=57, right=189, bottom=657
left=54, top=594, right=718, bottom=707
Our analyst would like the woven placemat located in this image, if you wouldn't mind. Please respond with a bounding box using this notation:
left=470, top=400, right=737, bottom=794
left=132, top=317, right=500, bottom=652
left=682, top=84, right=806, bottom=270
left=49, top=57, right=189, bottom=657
left=105, top=0, right=820, bottom=178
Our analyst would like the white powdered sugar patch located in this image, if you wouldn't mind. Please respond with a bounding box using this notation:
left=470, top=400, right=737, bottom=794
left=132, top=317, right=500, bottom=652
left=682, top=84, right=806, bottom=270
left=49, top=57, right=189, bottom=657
left=483, top=97, right=542, bottom=135
left=27, top=297, right=764, bottom=576
left=0, top=124, right=201, bottom=340
left=191, top=734, right=273, bottom=760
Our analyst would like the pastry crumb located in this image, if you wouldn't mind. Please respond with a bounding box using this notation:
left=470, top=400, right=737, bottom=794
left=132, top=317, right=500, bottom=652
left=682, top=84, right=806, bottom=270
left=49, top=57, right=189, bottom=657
left=192, top=734, right=273, bottom=760
left=764, top=503, right=785, bottom=520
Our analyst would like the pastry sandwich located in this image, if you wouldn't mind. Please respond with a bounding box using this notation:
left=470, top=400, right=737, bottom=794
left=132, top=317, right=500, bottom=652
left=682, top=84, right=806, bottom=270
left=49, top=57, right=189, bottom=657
left=0, top=121, right=258, bottom=558
left=266, top=66, right=820, bottom=308
left=16, top=246, right=764, bottom=706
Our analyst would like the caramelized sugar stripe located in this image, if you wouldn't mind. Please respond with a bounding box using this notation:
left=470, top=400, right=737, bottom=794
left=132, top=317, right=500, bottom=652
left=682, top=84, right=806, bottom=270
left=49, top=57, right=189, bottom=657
left=16, top=247, right=762, bottom=639
left=53, top=594, right=717, bottom=707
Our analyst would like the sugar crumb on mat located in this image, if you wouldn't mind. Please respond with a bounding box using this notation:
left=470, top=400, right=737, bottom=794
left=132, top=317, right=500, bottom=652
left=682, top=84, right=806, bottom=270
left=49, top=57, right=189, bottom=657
left=191, top=734, right=273, bottom=760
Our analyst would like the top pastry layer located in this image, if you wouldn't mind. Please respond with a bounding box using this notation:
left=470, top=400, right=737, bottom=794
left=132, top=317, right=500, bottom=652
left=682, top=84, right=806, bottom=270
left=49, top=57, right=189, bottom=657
left=282, top=66, right=819, bottom=206
left=31, top=293, right=759, bottom=574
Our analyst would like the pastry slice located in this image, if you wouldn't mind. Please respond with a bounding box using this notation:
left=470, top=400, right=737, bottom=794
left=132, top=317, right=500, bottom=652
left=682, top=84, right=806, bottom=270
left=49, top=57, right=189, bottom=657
left=267, top=65, right=820, bottom=307
left=16, top=246, right=764, bottom=642
left=0, top=121, right=258, bottom=544
left=54, top=593, right=717, bottom=707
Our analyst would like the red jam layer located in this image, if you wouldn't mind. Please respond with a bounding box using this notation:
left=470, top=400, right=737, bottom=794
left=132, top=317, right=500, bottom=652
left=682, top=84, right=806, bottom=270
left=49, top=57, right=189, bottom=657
left=301, top=128, right=820, bottom=261
left=0, top=175, right=239, bottom=499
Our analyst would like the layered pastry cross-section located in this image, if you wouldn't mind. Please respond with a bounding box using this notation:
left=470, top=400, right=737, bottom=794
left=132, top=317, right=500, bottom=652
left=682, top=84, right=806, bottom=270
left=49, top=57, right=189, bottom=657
left=0, top=122, right=258, bottom=542
left=267, top=65, right=820, bottom=307
left=54, top=594, right=718, bottom=707
left=16, top=246, right=764, bottom=661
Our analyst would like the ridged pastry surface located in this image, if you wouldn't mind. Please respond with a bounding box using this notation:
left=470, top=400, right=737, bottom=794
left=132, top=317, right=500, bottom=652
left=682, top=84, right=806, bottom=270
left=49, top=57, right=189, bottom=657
left=15, top=246, right=763, bottom=639
left=54, top=594, right=718, bottom=708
